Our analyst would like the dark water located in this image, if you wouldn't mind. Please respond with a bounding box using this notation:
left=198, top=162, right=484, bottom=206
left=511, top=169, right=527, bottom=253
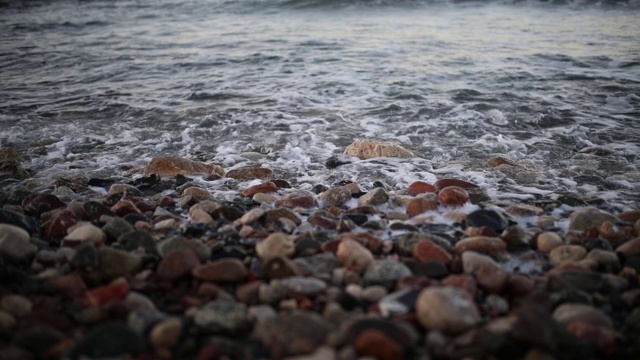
left=1, top=0, right=639, bottom=208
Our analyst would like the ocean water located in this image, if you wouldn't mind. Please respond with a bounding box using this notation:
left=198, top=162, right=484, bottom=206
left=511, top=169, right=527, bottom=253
left=1, top=0, right=639, bottom=209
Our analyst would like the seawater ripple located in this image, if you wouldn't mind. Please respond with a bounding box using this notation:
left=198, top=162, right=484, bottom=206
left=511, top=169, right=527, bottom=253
left=0, top=0, right=639, bottom=208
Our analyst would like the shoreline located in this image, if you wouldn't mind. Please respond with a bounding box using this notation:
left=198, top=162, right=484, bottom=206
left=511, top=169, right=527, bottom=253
left=1, top=151, right=639, bottom=359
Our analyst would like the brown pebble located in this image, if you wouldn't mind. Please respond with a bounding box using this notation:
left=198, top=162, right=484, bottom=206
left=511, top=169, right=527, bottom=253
left=241, top=181, right=278, bottom=198
left=191, top=258, right=248, bottom=283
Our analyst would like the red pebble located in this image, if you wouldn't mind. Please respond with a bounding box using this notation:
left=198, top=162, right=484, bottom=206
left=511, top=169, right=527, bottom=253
left=43, top=209, right=78, bottom=238
left=110, top=199, right=142, bottom=217
left=407, top=181, right=436, bottom=196
left=354, top=329, right=405, bottom=360
left=438, top=186, right=469, bottom=206
left=441, top=274, right=477, bottom=297
left=566, top=320, right=616, bottom=354
left=240, top=181, right=277, bottom=198
left=413, top=241, right=452, bottom=265
left=85, top=278, right=130, bottom=306
left=434, top=178, right=479, bottom=191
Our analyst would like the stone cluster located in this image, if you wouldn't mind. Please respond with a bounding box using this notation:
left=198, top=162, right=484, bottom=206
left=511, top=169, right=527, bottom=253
left=0, top=149, right=639, bottom=359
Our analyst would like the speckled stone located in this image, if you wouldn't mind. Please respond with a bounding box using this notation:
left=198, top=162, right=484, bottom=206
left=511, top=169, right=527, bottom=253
left=416, top=286, right=480, bottom=334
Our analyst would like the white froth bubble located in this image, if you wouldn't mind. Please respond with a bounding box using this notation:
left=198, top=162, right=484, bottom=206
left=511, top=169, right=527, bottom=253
left=486, top=109, right=508, bottom=126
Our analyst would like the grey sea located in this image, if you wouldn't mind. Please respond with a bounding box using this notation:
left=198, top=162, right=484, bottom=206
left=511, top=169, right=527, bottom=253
left=1, top=0, right=639, bottom=208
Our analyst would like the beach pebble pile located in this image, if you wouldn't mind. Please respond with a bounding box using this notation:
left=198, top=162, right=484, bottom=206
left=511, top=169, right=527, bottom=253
left=1, top=143, right=639, bottom=360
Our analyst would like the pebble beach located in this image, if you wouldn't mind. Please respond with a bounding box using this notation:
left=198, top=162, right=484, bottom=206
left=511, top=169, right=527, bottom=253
left=1, top=140, right=640, bottom=360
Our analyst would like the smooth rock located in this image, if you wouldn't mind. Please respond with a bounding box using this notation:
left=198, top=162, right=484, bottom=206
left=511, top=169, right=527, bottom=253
left=275, top=191, right=318, bottom=209
left=454, top=236, right=507, bottom=255
left=101, top=215, right=133, bottom=241
left=116, top=230, right=158, bottom=255
left=107, top=183, right=139, bottom=196
left=0, top=309, right=15, bottom=329
left=406, top=196, right=438, bottom=218
left=225, top=167, right=273, bottom=181
left=143, top=156, right=224, bottom=177
left=263, top=208, right=301, bottom=226
left=337, top=239, right=374, bottom=274
left=508, top=204, right=545, bottom=217
left=1, top=294, right=32, bottom=318
left=319, top=187, right=352, bottom=207
left=46, top=274, right=87, bottom=298
left=98, top=247, right=143, bottom=281
left=181, top=186, right=212, bottom=200
left=438, top=186, right=469, bottom=207
left=241, top=181, right=278, bottom=198
left=192, top=258, right=248, bottom=283
left=357, top=188, right=389, bottom=207
left=462, top=251, right=510, bottom=293
left=416, top=286, right=481, bottom=334
left=85, top=278, right=131, bottom=306
left=192, top=299, right=248, bottom=333
left=256, top=232, right=295, bottom=262
left=252, top=312, right=333, bottom=358
left=462, top=209, right=509, bottom=233
left=413, top=240, right=452, bottom=265
left=190, top=208, right=214, bottom=225
left=67, top=322, right=145, bottom=359
left=64, top=223, right=106, bottom=246
left=568, top=207, right=617, bottom=232
left=22, top=194, right=66, bottom=216
left=0, top=208, right=38, bottom=234
left=148, top=317, right=183, bottom=353
left=552, top=303, right=613, bottom=329
left=0, top=223, right=36, bottom=262
left=536, top=232, right=564, bottom=253
left=616, top=237, right=640, bottom=256
left=549, top=245, right=587, bottom=266
left=354, top=329, right=404, bottom=360
left=110, top=199, right=142, bottom=217
left=234, top=207, right=266, bottom=226
left=157, top=236, right=211, bottom=262
left=406, top=181, right=436, bottom=196
left=363, top=259, right=412, bottom=287
left=43, top=209, right=78, bottom=238
left=157, top=249, right=201, bottom=281
left=433, top=178, right=480, bottom=191
left=586, top=249, right=620, bottom=269
left=343, top=139, right=414, bottom=159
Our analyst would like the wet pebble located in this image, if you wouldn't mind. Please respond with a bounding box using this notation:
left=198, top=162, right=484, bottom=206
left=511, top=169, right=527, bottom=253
left=416, top=286, right=481, bottom=334
left=0, top=223, right=36, bottom=262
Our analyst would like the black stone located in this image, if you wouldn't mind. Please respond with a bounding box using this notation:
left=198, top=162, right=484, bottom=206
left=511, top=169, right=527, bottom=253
left=0, top=208, right=38, bottom=234
left=548, top=270, right=604, bottom=293
left=71, top=243, right=99, bottom=270
left=311, top=184, right=328, bottom=194
left=404, top=260, right=449, bottom=279
left=82, top=201, right=115, bottom=221
left=22, top=194, right=66, bottom=217
left=325, top=155, right=352, bottom=169
left=87, top=178, right=116, bottom=188
left=123, top=213, right=148, bottom=225
left=67, top=322, right=145, bottom=359
left=11, top=324, right=65, bottom=356
left=129, top=174, right=161, bottom=188
left=462, top=209, right=510, bottom=233
left=584, top=238, right=614, bottom=252
left=295, top=238, right=322, bottom=257
left=335, top=291, right=361, bottom=311
left=343, top=214, right=368, bottom=226
left=372, top=181, right=387, bottom=189
left=175, top=174, right=192, bottom=187
left=117, top=230, right=158, bottom=255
